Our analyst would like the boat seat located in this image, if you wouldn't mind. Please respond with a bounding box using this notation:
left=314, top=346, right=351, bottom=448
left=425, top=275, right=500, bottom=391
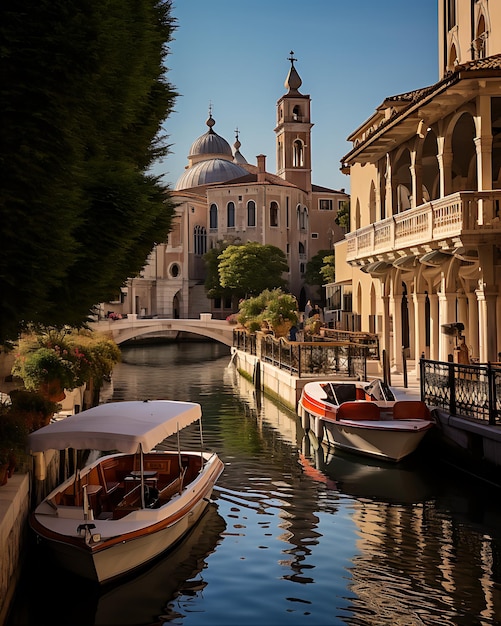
left=337, top=401, right=380, bottom=421
left=98, top=459, right=121, bottom=495
left=113, top=485, right=142, bottom=519
left=393, top=401, right=431, bottom=421
left=330, top=383, right=357, bottom=405
left=157, top=468, right=186, bottom=505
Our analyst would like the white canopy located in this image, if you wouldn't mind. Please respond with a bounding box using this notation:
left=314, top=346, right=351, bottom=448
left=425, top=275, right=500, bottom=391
left=28, top=400, right=202, bottom=454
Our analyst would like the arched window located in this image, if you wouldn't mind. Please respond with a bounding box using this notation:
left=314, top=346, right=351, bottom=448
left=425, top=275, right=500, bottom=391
left=227, top=202, right=235, bottom=228
left=270, top=201, right=279, bottom=227
left=247, top=200, right=256, bottom=227
left=209, top=204, right=218, bottom=229
left=193, top=225, right=207, bottom=256
left=293, top=105, right=302, bottom=121
left=293, top=139, right=304, bottom=167
left=299, top=206, right=308, bottom=230
left=446, top=0, right=456, bottom=30
left=474, top=14, right=487, bottom=59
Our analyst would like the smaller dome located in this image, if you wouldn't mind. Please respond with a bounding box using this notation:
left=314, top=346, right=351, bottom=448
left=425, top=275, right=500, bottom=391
left=232, top=129, right=247, bottom=164
left=175, top=158, right=248, bottom=190
left=188, top=114, right=232, bottom=158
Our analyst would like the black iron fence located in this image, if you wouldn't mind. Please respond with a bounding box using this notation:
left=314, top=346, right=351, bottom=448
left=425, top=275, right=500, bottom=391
left=232, top=329, right=257, bottom=355
left=421, top=359, right=501, bottom=425
left=233, top=329, right=368, bottom=379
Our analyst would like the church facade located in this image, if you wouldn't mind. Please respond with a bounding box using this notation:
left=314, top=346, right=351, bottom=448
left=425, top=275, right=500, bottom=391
left=117, top=56, right=348, bottom=320
left=332, top=0, right=501, bottom=372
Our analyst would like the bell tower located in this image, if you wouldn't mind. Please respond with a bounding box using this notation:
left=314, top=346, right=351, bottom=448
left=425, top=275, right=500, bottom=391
left=275, top=52, right=313, bottom=193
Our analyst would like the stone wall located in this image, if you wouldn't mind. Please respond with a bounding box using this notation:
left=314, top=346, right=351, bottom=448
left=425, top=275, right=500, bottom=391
left=0, top=473, right=30, bottom=626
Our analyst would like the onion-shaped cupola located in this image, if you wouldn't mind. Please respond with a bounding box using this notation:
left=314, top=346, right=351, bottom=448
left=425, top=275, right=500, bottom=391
left=232, top=128, right=247, bottom=164
left=188, top=112, right=232, bottom=159
left=284, top=50, right=303, bottom=94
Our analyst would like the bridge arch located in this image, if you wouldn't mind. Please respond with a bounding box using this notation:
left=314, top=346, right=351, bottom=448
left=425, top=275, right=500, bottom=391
left=93, top=315, right=234, bottom=347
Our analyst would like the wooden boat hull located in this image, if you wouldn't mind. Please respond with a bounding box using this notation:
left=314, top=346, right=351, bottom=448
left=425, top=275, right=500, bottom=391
left=31, top=451, right=224, bottom=583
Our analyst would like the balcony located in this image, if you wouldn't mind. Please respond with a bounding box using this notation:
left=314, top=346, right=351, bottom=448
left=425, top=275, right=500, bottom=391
left=346, top=191, right=501, bottom=265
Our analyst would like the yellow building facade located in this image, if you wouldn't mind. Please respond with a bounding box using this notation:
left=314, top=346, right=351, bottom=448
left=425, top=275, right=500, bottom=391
left=334, top=0, right=501, bottom=372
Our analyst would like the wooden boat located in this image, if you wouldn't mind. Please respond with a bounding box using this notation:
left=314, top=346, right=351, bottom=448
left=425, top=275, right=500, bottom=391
left=28, top=400, right=224, bottom=584
left=298, top=379, right=433, bottom=462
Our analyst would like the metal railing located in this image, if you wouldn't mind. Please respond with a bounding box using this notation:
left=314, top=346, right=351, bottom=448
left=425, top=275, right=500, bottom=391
left=421, top=359, right=501, bottom=425
left=233, top=329, right=257, bottom=355
left=233, top=329, right=368, bottom=379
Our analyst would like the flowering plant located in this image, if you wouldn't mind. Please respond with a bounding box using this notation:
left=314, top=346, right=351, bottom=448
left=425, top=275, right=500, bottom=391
left=11, top=328, right=121, bottom=395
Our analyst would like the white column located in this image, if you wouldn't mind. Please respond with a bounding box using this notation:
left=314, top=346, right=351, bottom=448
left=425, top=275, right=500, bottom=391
left=437, top=135, right=453, bottom=198
left=413, top=292, right=427, bottom=376
left=467, top=291, right=479, bottom=360
left=485, top=290, right=498, bottom=362
left=392, top=293, right=403, bottom=372
left=476, top=288, right=487, bottom=362
left=429, top=292, right=440, bottom=360
left=438, top=290, right=456, bottom=361
left=381, top=285, right=391, bottom=367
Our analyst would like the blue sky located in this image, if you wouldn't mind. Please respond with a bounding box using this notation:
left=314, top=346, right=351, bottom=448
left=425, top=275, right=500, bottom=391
left=155, top=0, right=438, bottom=192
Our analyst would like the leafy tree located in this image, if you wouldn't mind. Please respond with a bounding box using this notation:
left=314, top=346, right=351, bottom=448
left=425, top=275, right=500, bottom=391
left=335, top=200, right=350, bottom=230
left=320, top=254, right=336, bottom=284
left=304, top=250, right=332, bottom=288
left=203, top=240, right=236, bottom=300
left=218, top=242, right=288, bottom=299
left=0, top=0, right=177, bottom=343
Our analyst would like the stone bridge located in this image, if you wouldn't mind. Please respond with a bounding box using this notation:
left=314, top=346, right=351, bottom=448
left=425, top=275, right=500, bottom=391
left=92, top=314, right=234, bottom=346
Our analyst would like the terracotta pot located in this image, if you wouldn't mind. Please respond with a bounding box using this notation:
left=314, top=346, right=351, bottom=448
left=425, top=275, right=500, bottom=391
left=39, top=379, right=66, bottom=403
left=0, top=464, right=9, bottom=486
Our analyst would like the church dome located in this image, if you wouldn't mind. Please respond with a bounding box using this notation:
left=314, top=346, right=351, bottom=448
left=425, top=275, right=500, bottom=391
left=188, top=113, right=232, bottom=158
left=174, top=158, right=248, bottom=190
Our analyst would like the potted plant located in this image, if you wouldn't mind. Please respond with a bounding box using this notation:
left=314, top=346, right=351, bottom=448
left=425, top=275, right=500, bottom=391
left=12, top=346, right=76, bottom=401
left=11, top=327, right=121, bottom=406
left=0, top=400, right=29, bottom=482
left=238, top=289, right=298, bottom=338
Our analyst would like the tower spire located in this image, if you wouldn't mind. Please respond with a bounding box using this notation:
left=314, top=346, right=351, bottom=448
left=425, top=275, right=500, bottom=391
left=284, top=50, right=302, bottom=94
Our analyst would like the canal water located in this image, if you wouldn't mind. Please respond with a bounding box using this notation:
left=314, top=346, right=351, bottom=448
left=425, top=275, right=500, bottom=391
left=8, top=342, right=501, bottom=625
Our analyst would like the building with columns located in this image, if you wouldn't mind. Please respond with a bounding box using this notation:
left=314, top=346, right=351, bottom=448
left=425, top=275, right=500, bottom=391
left=332, top=0, right=501, bottom=372
left=116, top=55, right=348, bottom=320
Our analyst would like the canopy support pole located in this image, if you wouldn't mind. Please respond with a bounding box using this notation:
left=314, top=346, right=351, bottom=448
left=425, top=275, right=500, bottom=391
left=140, top=444, right=146, bottom=509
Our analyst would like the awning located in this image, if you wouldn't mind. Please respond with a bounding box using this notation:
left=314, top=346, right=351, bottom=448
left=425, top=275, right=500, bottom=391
left=360, top=261, right=392, bottom=277
left=28, top=400, right=202, bottom=454
left=419, top=250, right=452, bottom=266
left=393, top=255, right=418, bottom=270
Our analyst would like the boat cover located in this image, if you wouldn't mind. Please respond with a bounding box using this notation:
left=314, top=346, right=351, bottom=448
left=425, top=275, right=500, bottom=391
left=28, top=400, right=202, bottom=454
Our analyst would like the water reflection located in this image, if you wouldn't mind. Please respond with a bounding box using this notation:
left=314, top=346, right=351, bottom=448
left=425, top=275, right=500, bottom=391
left=94, top=504, right=226, bottom=625
left=9, top=343, right=501, bottom=625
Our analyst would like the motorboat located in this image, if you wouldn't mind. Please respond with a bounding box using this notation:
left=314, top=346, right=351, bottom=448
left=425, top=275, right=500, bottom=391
left=28, top=400, right=224, bottom=584
left=298, top=379, right=433, bottom=462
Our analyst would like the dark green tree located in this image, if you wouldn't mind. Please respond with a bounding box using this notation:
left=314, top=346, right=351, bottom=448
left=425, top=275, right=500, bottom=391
left=304, top=250, right=332, bottom=289
left=320, top=254, right=336, bottom=284
left=335, top=200, right=350, bottom=230
left=218, top=242, right=289, bottom=299
left=0, top=0, right=177, bottom=342
left=203, top=240, right=237, bottom=300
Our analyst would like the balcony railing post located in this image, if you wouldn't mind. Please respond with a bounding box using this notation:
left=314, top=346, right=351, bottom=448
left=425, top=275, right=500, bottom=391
left=448, top=360, right=456, bottom=416
left=488, top=362, right=497, bottom=425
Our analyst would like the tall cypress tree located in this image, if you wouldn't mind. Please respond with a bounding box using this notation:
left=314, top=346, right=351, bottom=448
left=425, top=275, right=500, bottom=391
left=0, top=0, right=177, bottom=341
